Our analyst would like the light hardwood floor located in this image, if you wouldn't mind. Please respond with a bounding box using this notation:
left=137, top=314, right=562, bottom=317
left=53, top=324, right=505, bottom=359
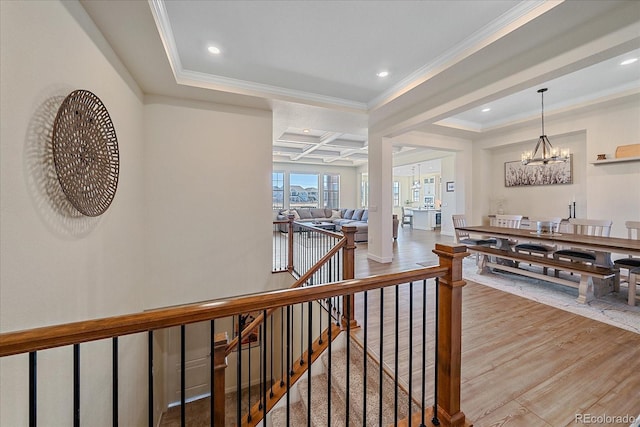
left=353, top=225, right=640, bottom=426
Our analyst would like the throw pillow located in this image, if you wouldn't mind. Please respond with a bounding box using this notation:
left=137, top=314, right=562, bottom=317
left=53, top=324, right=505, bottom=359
left=352, top=209, right=364, bottom=220
left=344, top=209, right=355, bottom=219
left=330, top=210, right=341, bottom=220
left=361, top=210, right=369, bottom=221
left=298, top=209, right=312, bottom=219
left=310, top=208, right=326, bottom=218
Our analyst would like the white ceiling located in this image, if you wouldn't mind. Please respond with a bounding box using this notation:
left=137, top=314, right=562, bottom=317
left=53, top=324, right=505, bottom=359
left=80, top=0, right=640, bottom=167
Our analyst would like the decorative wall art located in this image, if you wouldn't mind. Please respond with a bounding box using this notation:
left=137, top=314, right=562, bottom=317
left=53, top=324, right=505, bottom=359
left=504, top=155, right=572, bottom=187
left=52, top=90, right=119, bottom=216
left=446, top=181, right=455, bottom=192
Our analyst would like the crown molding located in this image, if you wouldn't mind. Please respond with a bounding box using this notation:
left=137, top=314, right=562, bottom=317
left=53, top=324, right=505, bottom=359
left=368, top=0, right=558, bottom=110
left=149, top=0, right=367, bottom=111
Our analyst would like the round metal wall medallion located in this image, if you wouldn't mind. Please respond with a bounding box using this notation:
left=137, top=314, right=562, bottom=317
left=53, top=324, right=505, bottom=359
left=52, top=90, right=119, bottom=217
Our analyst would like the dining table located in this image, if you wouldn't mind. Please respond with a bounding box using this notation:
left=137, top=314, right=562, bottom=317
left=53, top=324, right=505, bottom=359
left=455, top=224, right=640, bottom=302
left=456, top=224, right=640, bottom=260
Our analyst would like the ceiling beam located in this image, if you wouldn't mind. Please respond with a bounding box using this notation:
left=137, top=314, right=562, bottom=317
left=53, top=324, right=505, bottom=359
left=291, top=132, right=343, bottom=161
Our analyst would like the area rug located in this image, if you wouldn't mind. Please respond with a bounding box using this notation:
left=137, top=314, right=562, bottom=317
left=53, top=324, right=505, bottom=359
left=419, top=257, right=640, bottom=334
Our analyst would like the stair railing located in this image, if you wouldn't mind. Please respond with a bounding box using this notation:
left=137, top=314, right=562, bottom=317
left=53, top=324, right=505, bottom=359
left=0, top=244, right=470, bottom=427
left=226, top=219, right=356, bottom=425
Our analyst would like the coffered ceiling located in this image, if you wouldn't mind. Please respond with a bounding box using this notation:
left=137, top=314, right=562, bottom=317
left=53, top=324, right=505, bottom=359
left=80, top=0, right=640, bottom=167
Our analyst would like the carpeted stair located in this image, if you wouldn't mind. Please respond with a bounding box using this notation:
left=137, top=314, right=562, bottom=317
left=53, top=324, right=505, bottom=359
left=270, top=339, right=419, bottom=426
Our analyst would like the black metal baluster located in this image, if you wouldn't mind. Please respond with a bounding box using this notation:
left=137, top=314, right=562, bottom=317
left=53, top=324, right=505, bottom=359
left=379, top=288, right=384, bottom=426
left=409, top=282, right=414, bottom=427
left=394, top=286, right=399, bottom=425
left=432, top=278, right=440, bottom=426
left=181, top=325, right=186, bottom=427
left=270, top=312, right=274, bottom=398
left=307, top=301, right=312, bottom=426
left=363, top=291, right=368, bottom=427
left=319, top=297, right=323, bottom=345
left=210, top=319, right=215, bottom=427
left=290, top=308, right=294, bottom=377
left=263, top=309, right=268, bottom=422
left=248, top=320, right=253, bottom=423
left=237, top=319, right=242, bottom=427
left=148, top=331, right=154, bottom=427
left=29, top=351, right=36, bottom=427
left=281, top=307, right=285, bottom=387
left=286, top=306, right=291, bottom=425
left=256, top=325, right=261, bottom=406
left=300, top=304, right=304, bottom=366
left=73, top=344, right=80, bottom=427
left=113, top=337, right=119, bottom=427
left=421, top=280, right=427, bottom=427
left=345, top=293, right=351, bottom=427
left=327, top=298, right=332, bottom=427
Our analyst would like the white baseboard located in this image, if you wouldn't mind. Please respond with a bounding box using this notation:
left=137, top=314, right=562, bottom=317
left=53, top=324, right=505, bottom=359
left=367, top=253, right=393, bottom=263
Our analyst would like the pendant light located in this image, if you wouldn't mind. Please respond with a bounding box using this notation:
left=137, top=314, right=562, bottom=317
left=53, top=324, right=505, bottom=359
left=521, top=88, right=570, bottom=165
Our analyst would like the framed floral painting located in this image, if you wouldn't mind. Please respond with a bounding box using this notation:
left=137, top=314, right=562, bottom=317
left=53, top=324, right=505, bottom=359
left=504, top=155, right=572, bottom=187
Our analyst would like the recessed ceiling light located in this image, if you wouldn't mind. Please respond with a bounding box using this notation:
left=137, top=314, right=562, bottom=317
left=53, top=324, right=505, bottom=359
left=620, top=58, right=638, bottom=66
left=481, top=107, right=491, bottom=112
left=302, top=129, right=310, bottom=133
left=376, top=71, right=389, bottom=78
left=207, top=46, right=221, bottom=55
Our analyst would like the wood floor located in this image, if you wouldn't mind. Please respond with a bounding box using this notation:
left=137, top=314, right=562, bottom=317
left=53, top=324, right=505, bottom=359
left=353, top=226, right=640, bottom=426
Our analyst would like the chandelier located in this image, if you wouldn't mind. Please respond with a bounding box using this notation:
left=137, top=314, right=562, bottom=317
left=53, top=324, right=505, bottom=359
left=521, top=88, right=569, bottom=166
left=411, top=164, right=421, bottom=189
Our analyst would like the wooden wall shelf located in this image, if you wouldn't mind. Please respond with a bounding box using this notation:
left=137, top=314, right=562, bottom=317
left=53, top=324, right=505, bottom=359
left=590, top=156, right=640, bottom=165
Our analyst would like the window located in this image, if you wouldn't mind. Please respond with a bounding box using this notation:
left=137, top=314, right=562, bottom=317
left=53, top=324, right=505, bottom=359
left=289, top=173, right=319, bottom=208
left=272, top=172, right=284, bottom=209
left=323, top=174, right=340, bottom=209
left=412, top=187, right=420, bottom=203
left=392, top=181, right=400, bottom=206
left=361, top=173, right=368, bottom=208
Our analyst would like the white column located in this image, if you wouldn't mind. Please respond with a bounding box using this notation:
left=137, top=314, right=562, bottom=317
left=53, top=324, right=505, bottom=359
left=367, top=132, right=393, bottom=263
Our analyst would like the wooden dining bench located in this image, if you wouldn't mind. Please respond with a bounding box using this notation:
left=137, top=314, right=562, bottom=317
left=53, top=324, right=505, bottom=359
left=467, top=245, right=616, bottom=304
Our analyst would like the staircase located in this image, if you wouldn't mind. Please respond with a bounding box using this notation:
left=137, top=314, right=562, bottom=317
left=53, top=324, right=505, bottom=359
left=270, top=336, right=420, bottom=426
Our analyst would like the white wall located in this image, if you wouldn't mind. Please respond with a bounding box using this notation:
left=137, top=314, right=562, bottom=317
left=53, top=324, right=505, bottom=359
left=272, top=161, right=358, bottom=209
left=144, top=97, right=273, bottom=307
left=1, top=1, right=276, bottom=424
left=143, top=97, right=273, bottom=405
left=1, top=1, right=146, bottom=425
left=485, top=132, right=587, bottom=220
left=473, top=96, right=640, bottom=237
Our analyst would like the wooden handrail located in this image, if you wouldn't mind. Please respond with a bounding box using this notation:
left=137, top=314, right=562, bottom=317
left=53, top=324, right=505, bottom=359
left=228, top=225, right=350, bottom=354
left=0, top=265, right=449, bottom=358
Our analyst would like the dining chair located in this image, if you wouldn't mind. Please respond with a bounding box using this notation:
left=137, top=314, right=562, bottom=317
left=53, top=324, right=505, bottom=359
left=494, top=214, right=523, bottom=229
left=613, top=221, right=640, bottom=305
left=494, top=214, right=523, bottom=248
left=514, top=217, right=562, bottom=275
left=553, top=218, right=613, bottom=276
left=401, top=207, right=413, bottom=228
left=452, top=214, right=496, bottom=262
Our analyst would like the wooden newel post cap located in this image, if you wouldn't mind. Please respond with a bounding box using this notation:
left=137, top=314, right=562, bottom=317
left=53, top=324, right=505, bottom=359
left=341, top=225, right=358, bottom=246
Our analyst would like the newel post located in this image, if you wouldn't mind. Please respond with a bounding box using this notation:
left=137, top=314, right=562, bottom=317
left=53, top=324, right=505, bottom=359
left=433, top=244, right=470, bottom=427
left=212, top=332, right=228, bottom=426
left=287, top=214, right=295, bottom=272
left=340, top=225, right=358, bottom=329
